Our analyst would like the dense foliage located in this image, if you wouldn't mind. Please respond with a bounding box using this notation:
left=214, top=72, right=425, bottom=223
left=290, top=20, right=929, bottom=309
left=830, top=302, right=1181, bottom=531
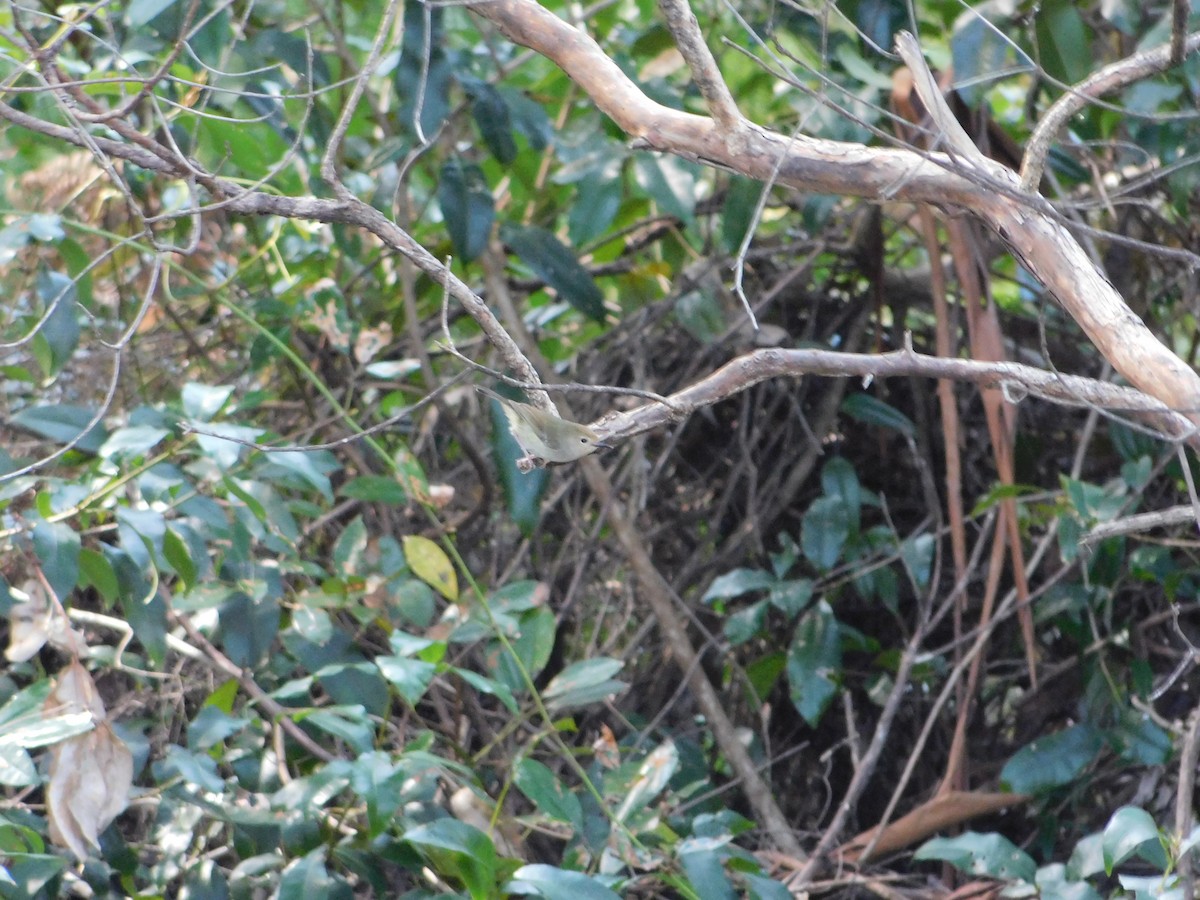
left=3, top=0, right=1200, bottom=896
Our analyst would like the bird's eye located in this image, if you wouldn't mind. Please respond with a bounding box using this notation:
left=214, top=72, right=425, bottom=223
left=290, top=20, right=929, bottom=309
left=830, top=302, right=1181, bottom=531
left=580, top=437, right=590, bottom=444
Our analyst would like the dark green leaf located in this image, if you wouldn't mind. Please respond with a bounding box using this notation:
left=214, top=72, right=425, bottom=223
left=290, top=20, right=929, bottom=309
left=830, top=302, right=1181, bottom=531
left=767, top=579, right=813, bottom=617
left=32, top=519, right=80, bottom=601
left=679, top=843, right=736, bottom=900
left=78, top=548, right=119, bottom=602
left=181, top=383, right=234, bottom=422
left=724, top=599, right=767, bottom=645
left=338, top=475, right=408, bottom=505
left=467, top=81, right=518, bottom=164
left=951, top=7, right=1017, bottom=106
left=514, top=759, right=583, bottom=829
left=376, top=655, right=438, bottom=705
left=702, top=568, right=774, bottom=602
left=801, top=496, right=850, bottom=571
left=35, top=270, right=79, bottom=377
left=501, top=223, right=606, bottom=322
left=543, top=658, right=626, bottom=712
left=841, top=393, right=915, bottom=437
left=786, top=601, right=841, bottom=727
left=163, top=527, right=198, bottom=592
left=632, top=155, right=697, bottom=223
left=404, top=819, right=497, bottom=897
left=1000, top=724, right=1103, bottom=794
left=1035, top=0, right=1090, bottom=85
left=915, top=831, right=1036, bottom=883
left=507, top=864, right=621, bottom=900
left=11, top=405, right=108, bottom=454
left=721, top=175, right=764, bottom=253
left=1101, top=806, right=1164, bottom=874
left=439, top=159, right=495, bottom=263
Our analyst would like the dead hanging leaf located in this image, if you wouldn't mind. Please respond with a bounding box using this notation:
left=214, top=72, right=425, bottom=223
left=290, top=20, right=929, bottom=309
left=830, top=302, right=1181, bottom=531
left=353, top=322, right=393, bottom=364
left=6, top=583, right=88, bottom=663
left=43, top=661, right=133, bottom=861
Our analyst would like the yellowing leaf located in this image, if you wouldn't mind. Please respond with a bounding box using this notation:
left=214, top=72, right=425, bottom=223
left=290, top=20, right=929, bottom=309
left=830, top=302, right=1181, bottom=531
left=402, top=535, right=458, bottom=601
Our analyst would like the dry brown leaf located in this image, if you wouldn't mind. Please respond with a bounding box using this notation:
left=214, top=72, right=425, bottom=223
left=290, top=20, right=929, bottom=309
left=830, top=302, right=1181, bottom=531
left=43, top=661, right=133, bottom=860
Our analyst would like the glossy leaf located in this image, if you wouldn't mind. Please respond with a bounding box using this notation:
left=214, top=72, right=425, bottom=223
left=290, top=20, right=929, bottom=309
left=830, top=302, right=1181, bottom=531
left=10, top=405, right=108, bottom=454
left=801, top=496, right=851, bottom=571
left=786, top=601, right=841, bottom=727
left=501, top=223, right=606, bottom=322
left=32, top=519, right=80, bottom=602
left=543, top=658, right=626, bottom=712
left=507, top=864, right=621, bottom=900
left=1000, top=724, right=1103, bottom=794
left=439, top=159, right=495, bottom=263
left=916, top=831, right=1036, bottom=883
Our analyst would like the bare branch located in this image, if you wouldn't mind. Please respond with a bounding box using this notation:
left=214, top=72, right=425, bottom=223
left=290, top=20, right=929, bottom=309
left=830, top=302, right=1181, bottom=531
left=1021, top=30, right=1200, bottom=191
left=595, top=346, right=1198, bottom=448
left=464, top=0, right=1200, bottom=433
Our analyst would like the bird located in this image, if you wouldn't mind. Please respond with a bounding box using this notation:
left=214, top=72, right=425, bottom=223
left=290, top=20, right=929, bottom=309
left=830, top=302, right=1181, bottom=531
left=477, top=386, right=610, bottom=464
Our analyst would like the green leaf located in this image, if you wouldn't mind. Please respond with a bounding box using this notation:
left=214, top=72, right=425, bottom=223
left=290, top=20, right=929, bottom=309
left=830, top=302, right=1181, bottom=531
left=338, top=475, right=408, bottom=505
left=724, top=599, right=767, bottom=645
left=501, top=223, right=606, bottom=322
left=679, top=843, right=736, bottom=900
left=840, top=394, right=915, bottom=437
left=569, top=171, right=623, bottom=245
left=721, top=175, right=764, bottom=253
left=632, top=155, right=697, bottom=223
left=915, top=831, right=1036, bottom=883
left=1102, top=806, right=1165, bottom=875
left=78, top=548, right=119, bottom=603
left=376, top=655, right=438, bottom=705
left=702, top=568, right=774, bottom=602
left=767, top=579, right=813, bottom=617
left=900, top=533, right=935, bottom=588
left=453, top=667, right=518, bottom=713
left=493, top=607, right=558, bottom=692
left=467, top=80, right=517, bottom=164
left=266, top=450, right=334, bottom=502
left=404, top=819, right=498, bottom=898
left=1035, top=0, right=1090, bottom=85
left=98, top=425, right=170, bottom=461
left=786, top=601, right=841, bottom=727
left=402, top=535, right=458, bottom=601
left=801, top=496, right=850, bottom=571
left=32, top=519, right=80, bottom=601
left=126, top=0, right=179, bottom=27
left=543, top=658, right=626, bottom=712
left=439, top=159, right=495, bottom=263
left=163, top=527, right=197, bottom=592
left=1000, top=724, right=1102, bottom=794
left=11, top=405, right=108, bottom=454
left=35, top=270, right=80, bottom=377
left=181, top=382, right=235, bottom=421
left=513, top=759, right=583, bottom=829
left=951, top=7, right=1017, bottom=106
left=187, top=706, right=250, bottom=750
left=278, top=847, right=348, bottom=900
left=507, top=864, right=621, bottom=900
left=820, top=457, right=861, bottom=530
left=299, top=707, right=374, bottom=755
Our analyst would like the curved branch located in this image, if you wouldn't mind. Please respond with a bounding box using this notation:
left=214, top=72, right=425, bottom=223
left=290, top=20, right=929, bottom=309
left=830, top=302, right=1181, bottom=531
left=465, top=1, right=1200, bottom=431
left=1020, top=30, right=1200, bottom=191
left=596, top=345, right=1197, bottom=447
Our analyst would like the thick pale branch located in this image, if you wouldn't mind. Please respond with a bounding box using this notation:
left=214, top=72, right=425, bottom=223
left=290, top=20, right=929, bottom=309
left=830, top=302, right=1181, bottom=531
left=466, top=0, right=1200, bottom=431
left=593, top=346, right=1197, bottom=448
